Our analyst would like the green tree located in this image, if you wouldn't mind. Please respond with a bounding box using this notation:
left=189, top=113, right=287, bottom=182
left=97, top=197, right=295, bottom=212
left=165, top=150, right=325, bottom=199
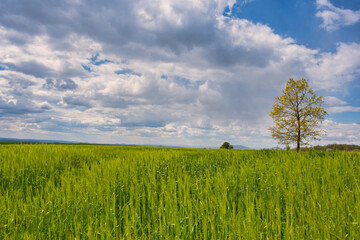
left=220, top=142, right=233, bottom=149
left=269, top=78, right=327, bottom=152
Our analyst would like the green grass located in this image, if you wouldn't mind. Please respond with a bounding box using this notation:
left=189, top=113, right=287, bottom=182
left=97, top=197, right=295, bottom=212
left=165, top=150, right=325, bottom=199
left=0, top=144, right=359, bottom=239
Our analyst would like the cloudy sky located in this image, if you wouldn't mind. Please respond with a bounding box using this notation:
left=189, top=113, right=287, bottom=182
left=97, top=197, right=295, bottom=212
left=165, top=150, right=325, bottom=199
left=0, top=0, right=359, bottom=148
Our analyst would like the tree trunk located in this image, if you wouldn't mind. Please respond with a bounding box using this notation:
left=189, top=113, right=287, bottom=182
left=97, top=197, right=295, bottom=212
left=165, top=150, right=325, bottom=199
left=297, top=115, right=301, bottom=153
left=297, top=132, right=300, bottom=152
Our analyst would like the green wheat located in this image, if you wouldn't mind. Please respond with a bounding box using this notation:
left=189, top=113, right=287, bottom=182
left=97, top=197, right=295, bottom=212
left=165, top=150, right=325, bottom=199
left=0, top=144, right=359, bottom=239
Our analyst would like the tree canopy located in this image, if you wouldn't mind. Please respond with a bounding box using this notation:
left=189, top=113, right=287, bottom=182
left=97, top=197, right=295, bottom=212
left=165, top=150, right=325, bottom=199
left=269, top=78, right=327, bottom=152
left=220, top=142, right=233, bottom=149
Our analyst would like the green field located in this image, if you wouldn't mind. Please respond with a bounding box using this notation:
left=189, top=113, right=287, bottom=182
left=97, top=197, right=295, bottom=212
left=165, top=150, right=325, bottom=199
left=0, top=144, right=359, bottom=239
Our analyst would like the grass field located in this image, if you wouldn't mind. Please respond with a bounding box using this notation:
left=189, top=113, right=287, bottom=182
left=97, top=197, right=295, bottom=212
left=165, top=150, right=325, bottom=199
left=0, top=144, right=359, bottom=239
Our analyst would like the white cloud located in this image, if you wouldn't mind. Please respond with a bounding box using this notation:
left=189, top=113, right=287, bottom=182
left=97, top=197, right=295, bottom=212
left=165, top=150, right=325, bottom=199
left=305, top=42, right=360, bottom=89
left=323, top=96, right=347, bottom=106
left=319, top=119, right=360, bottom=145
left=316, top=0, right=360, bottom=31
left=0, top=0, right=359, bottom=148
left=326, top=106, right=360, bottom=114
left=322, top=96, right=360, bottom=114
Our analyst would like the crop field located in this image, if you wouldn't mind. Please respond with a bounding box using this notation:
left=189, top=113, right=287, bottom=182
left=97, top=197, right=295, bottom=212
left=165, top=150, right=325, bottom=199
left=0, top=144, right=360, bottom=239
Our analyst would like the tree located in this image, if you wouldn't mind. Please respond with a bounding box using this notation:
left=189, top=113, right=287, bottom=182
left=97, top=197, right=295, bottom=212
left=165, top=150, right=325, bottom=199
left=220, top=142, right=233, bottom=149
left=269, top=78, right=327, bottom=152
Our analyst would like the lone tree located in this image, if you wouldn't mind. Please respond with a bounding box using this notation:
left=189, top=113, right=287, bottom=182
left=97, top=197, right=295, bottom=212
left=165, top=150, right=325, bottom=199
left=220, top=142, right=233, bottom=149
left=269, top=78, right=327, bottom=152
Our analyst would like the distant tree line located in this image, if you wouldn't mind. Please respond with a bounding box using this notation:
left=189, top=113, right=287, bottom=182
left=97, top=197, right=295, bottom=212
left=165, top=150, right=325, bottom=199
left=302, top=144, right=360, bottom=152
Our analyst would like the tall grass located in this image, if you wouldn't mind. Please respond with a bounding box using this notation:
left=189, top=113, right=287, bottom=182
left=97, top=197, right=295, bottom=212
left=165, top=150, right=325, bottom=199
left=0, top=144, right=359, bottom=239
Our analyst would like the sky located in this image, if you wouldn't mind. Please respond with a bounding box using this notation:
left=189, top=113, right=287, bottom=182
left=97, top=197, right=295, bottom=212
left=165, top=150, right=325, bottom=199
left=0, top=0, right=359, bottom=148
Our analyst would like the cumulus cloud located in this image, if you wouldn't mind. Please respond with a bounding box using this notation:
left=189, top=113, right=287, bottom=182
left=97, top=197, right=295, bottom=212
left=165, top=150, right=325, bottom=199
left=326, top=106, right=360, bottom=114
left=43, top=78, right=78, bottom=91
left=5, top=61, right=54, bottom=78
left=0, top=0, right=359, bottom=147
left=323, top=96, right=347, bottom=106
left=316, top=0, right=360, bottom=31
left=320, top=119, right=360, bottom=145
left=0, top=97, right=45, bottom=116
left=322, top=96, right=360, bottom=114
left=305, top=42, right=360, bottom=89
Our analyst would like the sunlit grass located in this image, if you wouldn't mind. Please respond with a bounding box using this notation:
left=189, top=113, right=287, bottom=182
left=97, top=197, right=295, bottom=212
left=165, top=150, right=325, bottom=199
left=0, top=144, right=359, bottom=239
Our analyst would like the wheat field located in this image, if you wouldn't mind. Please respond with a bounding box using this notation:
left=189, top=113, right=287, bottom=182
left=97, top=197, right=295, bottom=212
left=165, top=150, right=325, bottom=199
left=0, top=144, right=359, bottom=239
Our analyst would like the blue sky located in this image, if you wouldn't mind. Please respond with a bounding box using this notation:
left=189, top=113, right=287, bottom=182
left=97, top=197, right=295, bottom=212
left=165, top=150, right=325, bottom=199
left=0, top=0, right=359, bottom=148
left=232, top=0, right=360, bottom=51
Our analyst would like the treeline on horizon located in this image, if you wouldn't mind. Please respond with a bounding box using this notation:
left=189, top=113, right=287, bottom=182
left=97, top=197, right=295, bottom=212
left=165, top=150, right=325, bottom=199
left=1, top=141, right=360, bottom=152
left=302, top=144, right=360, bottom=152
